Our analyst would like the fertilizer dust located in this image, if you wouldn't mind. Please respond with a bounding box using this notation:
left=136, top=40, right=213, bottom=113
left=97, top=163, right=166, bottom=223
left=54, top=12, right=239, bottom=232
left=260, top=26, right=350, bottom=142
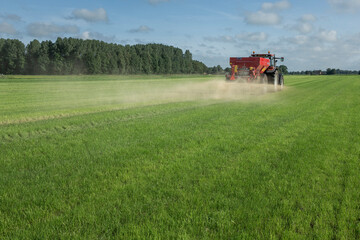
left=0, top=79, right=282, bottom=125
left=116, top=79, right=281, bottom=105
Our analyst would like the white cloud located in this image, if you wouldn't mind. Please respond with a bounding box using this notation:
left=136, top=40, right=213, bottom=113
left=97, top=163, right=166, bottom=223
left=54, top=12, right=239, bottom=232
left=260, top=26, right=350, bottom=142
left=294, top=22, right=313, bottom=34
left=128, top=25, right=153, bottom=33
left=285, top=29, right=337, bottom=46
left=301, top=14, right=317, bottom=22
left=27, top=23, right=79, bottom=37
left=286, top=35, right=309, bottom=45
left=245, top=11, right=281, bottom=25
left=288, top=14, right=317, bottom=34
left=204, top=35, right=236, bottom=43
left=245, top=0, right=290, bottom=26
left=0, top=22, right=17, bottom=35
left=271, top=28, right=357, bottom=71
left=261, top=0, right=291, bottom=11
left=148, top=0, right=170, bottom=5
left=203, top=32, right=267, bottom=46
left=206, top=49, right=219, bottom=55
left=80, top=31, right=116, bottom=42
left=237, top=32, right=268, bottom=41
left=199, top=43, right=215, bottom=49
left=71, top=8, right=108, bottom=22
left=317, top=30, right=337, bottom=42
left=328, top=0, right=360, bottom=12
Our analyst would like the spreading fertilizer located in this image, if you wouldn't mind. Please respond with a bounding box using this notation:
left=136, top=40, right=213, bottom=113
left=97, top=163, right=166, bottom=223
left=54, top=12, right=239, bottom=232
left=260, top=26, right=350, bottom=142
left=123, top=80, right=282, bottom=104
left=0, top=77, right=284, bottom=125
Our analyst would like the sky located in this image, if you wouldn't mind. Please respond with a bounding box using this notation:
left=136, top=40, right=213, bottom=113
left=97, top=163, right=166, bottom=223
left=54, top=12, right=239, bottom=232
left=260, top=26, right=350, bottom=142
left=1, top=0, right=360, bottom=71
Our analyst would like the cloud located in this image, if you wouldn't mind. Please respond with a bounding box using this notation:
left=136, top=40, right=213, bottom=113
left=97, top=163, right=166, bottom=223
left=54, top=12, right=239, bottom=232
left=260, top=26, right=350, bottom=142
left=0, top=13, right=21, bottom=22
left=261, top=0, right=291, bottom=11
left=274, top=28, right=347, bottom=71
left=70, top=8, right=108, bottom=22
left=245, top=11, right=281, bottom=25
left=27, top=23, right=79, bottom=38
left=328, top=0, right=360, bottom=12
left=285, top=35, right=309, bottom=45
left=288, top=14, right=317, bottom=34
left=80, top=31, right=116, bottom=42
left=237, top=32, right=268, bottom=41
left=245, top=0, right=290, bottom=25
left=148, top=0, right=170, bottom=5
left=199, top=43, right=216, bottom=49
left=206, top=49, right=220, bottom=55
left=134, top=38, right=148, bottom=44
left=128, top=25, right=153, bottom=33
left=301, top=14, right=317, bottom=22
left=317, top=30, right=337, bottom=42
left=285, top=29, right=337, bottom=46
left=204, top=35, right=236, bottom=43
left=294, top=22, right=313, bottom=34
left=204, top=32, right=267, bottom=46
left=0, top=22, right=17, bottom=35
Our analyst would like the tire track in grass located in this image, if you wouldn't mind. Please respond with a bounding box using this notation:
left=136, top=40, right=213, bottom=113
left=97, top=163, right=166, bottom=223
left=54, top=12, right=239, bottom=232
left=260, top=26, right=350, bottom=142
left=0, top=101, right=223, bottom=144
left=252, top=78, right=360, bottom=239
left=173, top=78, right=338, bottom=238
left=113, top=77, right=347, bottom=239
left=287, top=77, right=326, bottom=87
left=163, top=77, right=351, bottom=238
left=327, top=79, right=360, bottom=239
left=247, top=80, right=344, bottom=238
left=1, top=76, right=359, bottom=238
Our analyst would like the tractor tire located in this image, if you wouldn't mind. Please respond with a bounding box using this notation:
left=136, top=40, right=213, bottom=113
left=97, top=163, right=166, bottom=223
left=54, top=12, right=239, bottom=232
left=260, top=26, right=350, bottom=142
left=279, top=73, right=284, bottom=89
left=266, top=70, right=279, bottom=90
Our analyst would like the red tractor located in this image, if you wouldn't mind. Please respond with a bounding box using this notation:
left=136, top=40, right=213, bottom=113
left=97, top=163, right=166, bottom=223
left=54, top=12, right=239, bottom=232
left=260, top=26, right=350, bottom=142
left=226, top=51, right=285, bottom=88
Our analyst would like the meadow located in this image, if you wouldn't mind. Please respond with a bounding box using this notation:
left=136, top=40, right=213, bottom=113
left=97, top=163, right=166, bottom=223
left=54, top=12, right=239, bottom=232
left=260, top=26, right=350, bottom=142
left=0, top=74, right=359, bottom=239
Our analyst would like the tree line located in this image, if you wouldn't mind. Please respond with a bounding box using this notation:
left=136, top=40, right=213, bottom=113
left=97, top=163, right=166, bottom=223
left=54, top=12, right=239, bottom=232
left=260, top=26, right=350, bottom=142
left=288, top=69, right=360, bottom=75
left=0, top=38, right=212, bottom=75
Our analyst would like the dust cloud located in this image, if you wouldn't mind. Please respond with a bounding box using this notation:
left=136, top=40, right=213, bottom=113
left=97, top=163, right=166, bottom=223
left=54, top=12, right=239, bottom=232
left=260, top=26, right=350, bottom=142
left=0, top=78, right=284, bottom=125
left=115, top=79, right=282, bottom=105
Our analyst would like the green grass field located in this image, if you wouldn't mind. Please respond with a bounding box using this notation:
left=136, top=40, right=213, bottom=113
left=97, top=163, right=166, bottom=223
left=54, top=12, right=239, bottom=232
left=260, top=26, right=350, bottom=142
left=1, top=74, right=360, bottom=239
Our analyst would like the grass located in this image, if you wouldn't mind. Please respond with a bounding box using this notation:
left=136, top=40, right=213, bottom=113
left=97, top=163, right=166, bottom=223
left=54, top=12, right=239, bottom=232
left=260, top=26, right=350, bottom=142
left=1, top=74, right=360, bottom=239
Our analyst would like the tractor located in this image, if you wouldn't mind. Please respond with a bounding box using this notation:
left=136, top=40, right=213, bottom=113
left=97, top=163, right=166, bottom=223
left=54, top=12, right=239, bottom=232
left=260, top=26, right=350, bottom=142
left=225, top=51, right=285, bottom=88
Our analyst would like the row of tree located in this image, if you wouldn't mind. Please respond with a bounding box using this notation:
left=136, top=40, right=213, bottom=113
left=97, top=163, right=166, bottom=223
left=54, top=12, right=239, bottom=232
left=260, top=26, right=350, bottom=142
left=0, top=38, right=211, bottom=75
left=288, top=69, right=360, bottom=75
left=289, top=68, right=360, bottom=75
left=325, top=68, right=360, bottom=75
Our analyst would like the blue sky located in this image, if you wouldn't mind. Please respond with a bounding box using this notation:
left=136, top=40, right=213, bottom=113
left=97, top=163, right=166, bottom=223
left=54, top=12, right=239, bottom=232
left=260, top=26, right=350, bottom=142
left=1, top=0, right=360, bottom=71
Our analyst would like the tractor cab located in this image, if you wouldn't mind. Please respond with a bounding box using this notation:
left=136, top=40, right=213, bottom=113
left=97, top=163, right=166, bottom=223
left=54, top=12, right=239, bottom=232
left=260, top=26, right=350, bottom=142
left=250, top=52, right=284, bottom=67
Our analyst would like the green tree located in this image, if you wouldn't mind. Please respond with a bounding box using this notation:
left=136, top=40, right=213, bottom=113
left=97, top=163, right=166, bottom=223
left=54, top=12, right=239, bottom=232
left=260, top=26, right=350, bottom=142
left=0, top=39, right=25, bottom=74
left=192, top=60, right=207, bottom=74
left=183, top=50, right=193, bottom=74
left=37, top=41, right=51, bottom=74
left=1, top=37, right=209, bottom=75
left=278, top=65, right=288, bottom=74
left=26, top=39, right=41, bottom=74
left=326, top=68, right=336, bottom=75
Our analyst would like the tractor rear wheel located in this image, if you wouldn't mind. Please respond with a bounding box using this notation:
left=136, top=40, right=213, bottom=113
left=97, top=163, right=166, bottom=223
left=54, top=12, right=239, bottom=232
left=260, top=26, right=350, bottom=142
left=266, top=70, right=279, bottom=90
left=279, top=73, right=284, bottom=89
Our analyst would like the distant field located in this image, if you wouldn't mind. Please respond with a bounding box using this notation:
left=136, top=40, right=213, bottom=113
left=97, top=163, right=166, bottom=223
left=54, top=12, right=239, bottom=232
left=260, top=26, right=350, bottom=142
left=1, top=75, right=360, bottom=239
